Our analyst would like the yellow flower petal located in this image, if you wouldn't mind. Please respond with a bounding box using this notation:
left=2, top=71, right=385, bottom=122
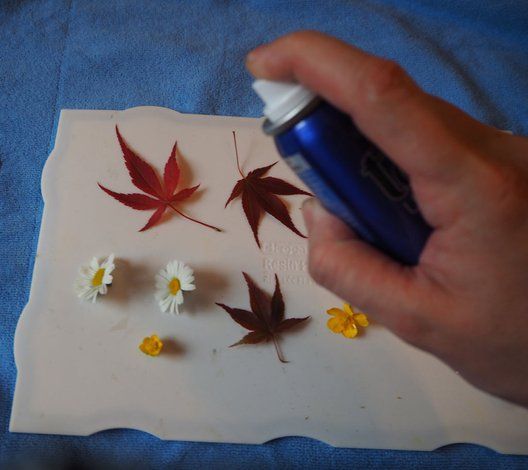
left=343, top=303, right=354, bottom=316
left=139, top=334, right=163, bottom=356
left=354, top=313, right=369, bottom=327
left=327, top=316, right=345, bottom=333
left=326, top=307, right=344, bottom=317
left=342, top=321, right=359, bottom=338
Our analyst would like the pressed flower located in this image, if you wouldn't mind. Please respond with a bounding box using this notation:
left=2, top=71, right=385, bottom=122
left=155, top=260, right=195, bottom=314
left=75, top=254, right=115, bottom=303
left=139, top=334, right=163, bottom=356
left=326, top=303, right=369, bottom=339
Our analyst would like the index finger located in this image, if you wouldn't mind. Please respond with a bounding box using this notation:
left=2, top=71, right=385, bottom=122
left=246, top=31, right=490, bottom=186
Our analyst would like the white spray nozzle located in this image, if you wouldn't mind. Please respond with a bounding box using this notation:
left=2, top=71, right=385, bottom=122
left=252, top=79, right=316, bottom=123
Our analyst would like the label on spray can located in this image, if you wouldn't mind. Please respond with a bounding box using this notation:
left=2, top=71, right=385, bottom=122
left=283, top=153, right=376, bottom=243
left=254, top=79, right=431, bottom=264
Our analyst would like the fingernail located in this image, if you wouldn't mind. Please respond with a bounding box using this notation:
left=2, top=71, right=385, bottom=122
left=245, top=44, right=270, bottom=75
left=245, top=49, right=258, bottom=65
left=302, top=197, right=314, bottom=210
left=302, top=198, right=317, bottom=231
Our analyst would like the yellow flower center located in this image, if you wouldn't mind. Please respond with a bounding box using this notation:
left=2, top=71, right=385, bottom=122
left=92, top=268, right=105, bottom=287
left=168, top=277, right=181, bottom=295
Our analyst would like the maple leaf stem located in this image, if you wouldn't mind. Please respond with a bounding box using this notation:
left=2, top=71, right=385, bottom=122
left=271, top=334, right=288, bottom=364
left=168, top=203, right=222, bottom=232
left=232, top=131, right=245, bottom=178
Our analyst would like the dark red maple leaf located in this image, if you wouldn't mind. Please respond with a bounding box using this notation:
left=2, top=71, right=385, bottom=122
left=225, top=131, right=312, bottom=248
left=99, top=126, right=221, bottom=232
left=216, top=272, right=310, bottom=363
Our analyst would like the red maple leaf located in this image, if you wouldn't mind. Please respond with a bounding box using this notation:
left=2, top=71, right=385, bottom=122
left=225, top=131, right=312, bottom=248
left=216, top=272, right=310, bottom=363
left=99, top=126, right=221, bottom=232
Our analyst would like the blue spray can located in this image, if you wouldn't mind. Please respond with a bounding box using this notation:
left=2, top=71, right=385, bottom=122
left=252, top=80, right=431, bottom=265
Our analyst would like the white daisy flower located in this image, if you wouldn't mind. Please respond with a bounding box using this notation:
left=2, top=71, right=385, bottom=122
left=75, top=254, right=115, bottom=303
left=155, top=260, right=195, bottom=314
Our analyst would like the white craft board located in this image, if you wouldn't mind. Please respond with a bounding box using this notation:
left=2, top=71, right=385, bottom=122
left=10, top=106, right=528, bottom=453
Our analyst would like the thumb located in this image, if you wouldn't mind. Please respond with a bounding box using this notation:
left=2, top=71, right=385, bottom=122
left=303, top=199, right=429, bottom=335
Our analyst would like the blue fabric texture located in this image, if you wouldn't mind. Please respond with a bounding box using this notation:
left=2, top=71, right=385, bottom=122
left=1, top=1, right=527, bottom=468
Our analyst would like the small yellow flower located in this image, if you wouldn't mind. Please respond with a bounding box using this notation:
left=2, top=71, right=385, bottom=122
left=326, top=303, right=369, bottom=339
left=139, top=334, right=164, bottom=356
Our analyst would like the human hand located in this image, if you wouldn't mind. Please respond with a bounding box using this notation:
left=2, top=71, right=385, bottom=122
left=246, top=31, right=528, bottom=406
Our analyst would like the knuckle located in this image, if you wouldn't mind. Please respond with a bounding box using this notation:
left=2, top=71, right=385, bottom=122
left=480, top=162, right=528, bottom=224
left=392, top=314, right=433, bottom=347
left=308, top=243, right=332, bottom=286
left=360, top=59, right=412, bottom=105
left=308, top=242, right=350, bottom=292
left=281, top=30, right=322, bottom=49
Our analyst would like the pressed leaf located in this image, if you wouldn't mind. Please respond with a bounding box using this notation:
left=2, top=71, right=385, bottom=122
left=172, top=184, right=200, bottom=202
left=215, top=303, right=264, bottom=331
left=115, top=126, right=163, bottom=198
left=247, top=162, right=277, bottom=178
left=99, top=127, right=221, bottom=233
left=270, top=274, right=284, bottom=328
left=250, top=185, right=306, bottom=239
left=139, top=205, right=166, bottom=232
left=225, top=180, right=243, bottom=208
left=225, top=131, right=312, bottom=248
left=98, top=184, right=163, bottom=210
left=241, top=189, right=262, bottom=247
left=259, top=177, right=312, bottom=196
left=276, top=317, right=310, bottom=332
left=243, top=272, right=270, bottom=325
left=230, top=331, right=269, bottom=347
left=163, top=143, right=180, bottom=198
left=217, top=272, right=310, bottom=363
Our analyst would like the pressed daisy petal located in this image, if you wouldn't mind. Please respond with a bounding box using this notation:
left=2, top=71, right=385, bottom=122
left=180, top=272, right=194, bottom=283
left=75, top=255, right=115, bottom=302
left=155, top=260, right=194, bottom=314
left=175, top=289, right=184, bottom=304
left=155, top=290, right=169, bottom=302
left=179, top=268, right=191, bottom=278
left=159, top=295, right=172, bottom=312
left=156, top=282, right=167, bottom=291
left=168, top=296, right=178, bottom=314
left=167, top=261, right=177, bottom=277
left=103, top=254, right=115, bottom=268
left=156, top=277, right=169, bottom=289
left=79, top=269, right=93, bottom=279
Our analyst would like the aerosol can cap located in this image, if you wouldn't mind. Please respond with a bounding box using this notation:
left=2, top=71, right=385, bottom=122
left=252, top=79, right=316, bottom=123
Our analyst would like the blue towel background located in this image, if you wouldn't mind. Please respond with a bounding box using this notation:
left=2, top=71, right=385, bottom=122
left=1, top=1, right=527, bottom=468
